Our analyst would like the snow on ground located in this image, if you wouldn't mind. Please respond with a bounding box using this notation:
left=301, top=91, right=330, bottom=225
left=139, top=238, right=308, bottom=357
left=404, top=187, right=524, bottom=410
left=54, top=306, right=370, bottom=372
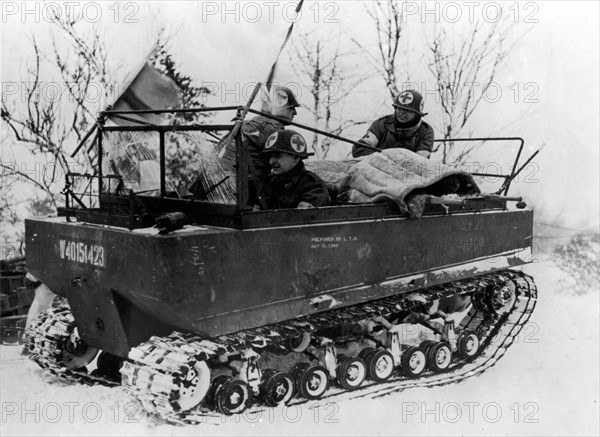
left=1, top=256, right=598, bottom=437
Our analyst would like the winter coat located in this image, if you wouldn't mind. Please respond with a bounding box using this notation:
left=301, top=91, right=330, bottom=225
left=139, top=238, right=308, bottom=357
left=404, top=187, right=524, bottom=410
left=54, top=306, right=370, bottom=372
left=352, top=115, right=434, bottom=157
left=241, top=116, right=284, bottom=181
left=263, top=161, right=330, bottom=209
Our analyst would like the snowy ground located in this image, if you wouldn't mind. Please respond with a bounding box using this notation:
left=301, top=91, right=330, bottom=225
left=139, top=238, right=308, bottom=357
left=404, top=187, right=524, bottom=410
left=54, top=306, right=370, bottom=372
left=1, top=255, right=598, bottom=437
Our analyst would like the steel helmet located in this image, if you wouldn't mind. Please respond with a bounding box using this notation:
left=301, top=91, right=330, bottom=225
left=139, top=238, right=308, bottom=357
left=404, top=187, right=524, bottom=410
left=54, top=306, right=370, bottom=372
left=261, top=85, right=301, bottom=112
left=272, top=85, right=300, bottom=108
left=392, top=89, right=427, bottom=116
left=262, top=129, right=308, bottom=158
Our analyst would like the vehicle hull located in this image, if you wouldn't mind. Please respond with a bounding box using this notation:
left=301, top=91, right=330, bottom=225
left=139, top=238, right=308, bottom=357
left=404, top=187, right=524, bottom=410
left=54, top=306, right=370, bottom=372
left=25, top=209, right=533, bottom=356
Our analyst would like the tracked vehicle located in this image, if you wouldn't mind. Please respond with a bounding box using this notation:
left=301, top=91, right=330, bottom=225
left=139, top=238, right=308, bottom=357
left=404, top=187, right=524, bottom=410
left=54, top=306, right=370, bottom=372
left=24, top=103, right=537, bottom=423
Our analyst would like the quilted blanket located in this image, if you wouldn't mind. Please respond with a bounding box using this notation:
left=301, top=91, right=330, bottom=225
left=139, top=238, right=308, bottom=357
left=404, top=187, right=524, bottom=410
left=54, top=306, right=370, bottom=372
left=305, top=149, right=479, bottom=217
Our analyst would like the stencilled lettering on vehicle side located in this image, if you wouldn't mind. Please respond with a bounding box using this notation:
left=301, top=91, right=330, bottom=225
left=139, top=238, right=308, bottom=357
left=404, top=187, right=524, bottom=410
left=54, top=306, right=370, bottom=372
left=59, top=237, right=105, bottom=269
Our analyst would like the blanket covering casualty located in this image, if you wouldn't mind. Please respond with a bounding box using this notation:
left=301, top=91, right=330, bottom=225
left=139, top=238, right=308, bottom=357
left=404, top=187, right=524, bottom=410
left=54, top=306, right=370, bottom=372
left=305, top=149, right=480, bottom=217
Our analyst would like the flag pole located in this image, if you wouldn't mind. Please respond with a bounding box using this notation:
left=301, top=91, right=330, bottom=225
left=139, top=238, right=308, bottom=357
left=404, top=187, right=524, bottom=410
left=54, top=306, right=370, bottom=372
left=209, top=0, right=306, bottom=207
left=218, top=0, right=305, bottom=158
left=265, top=0, right=304, bottom=90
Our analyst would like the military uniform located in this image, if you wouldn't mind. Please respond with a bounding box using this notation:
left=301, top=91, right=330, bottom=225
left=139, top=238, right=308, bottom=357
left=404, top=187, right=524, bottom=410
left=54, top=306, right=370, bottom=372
left=242, top=85, right=301, bottom=181
left=352, top=116, right=434, bottom=157
left=263, top=161, right=330, bottom=209
left=353, top=89, right=434, bottom=158
left=240, top=115, right=285, bottom=181
left=217, top=115, right=283, bottom=206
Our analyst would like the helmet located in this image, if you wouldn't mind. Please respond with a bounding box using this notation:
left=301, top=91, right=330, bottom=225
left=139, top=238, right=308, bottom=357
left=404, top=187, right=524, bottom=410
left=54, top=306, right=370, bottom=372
left=261, top=85, right=300, bottom=112
left=392, top=89, right=427, bottom=116
left=262, top=129, right=308, bottom=158
left=271, top=85, right=300, bottom=108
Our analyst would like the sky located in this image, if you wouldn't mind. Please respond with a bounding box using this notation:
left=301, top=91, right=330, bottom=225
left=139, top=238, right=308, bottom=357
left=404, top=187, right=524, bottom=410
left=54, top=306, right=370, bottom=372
left=1, top=1, right=599, bottom=230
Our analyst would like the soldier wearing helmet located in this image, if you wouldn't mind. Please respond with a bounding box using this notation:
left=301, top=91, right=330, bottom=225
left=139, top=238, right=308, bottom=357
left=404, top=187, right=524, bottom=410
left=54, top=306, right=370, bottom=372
left=256, top=129, right=330, bottom=210
left=216, top=85, right=301, bottom=206
left=220, top=86, right=299, bottom=175
left=241, top=85, right=301, bottom=180
left=352, top=89, right=434, bottom=159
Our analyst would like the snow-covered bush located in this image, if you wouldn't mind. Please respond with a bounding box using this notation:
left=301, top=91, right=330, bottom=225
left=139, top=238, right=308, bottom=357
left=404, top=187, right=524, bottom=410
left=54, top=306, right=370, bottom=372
left=552, top=231, right=600, bottom=294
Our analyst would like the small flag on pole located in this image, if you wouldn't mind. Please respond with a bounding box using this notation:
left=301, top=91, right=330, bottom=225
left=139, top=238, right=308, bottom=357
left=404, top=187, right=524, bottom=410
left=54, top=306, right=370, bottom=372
left=109, top=61, right=181, bottom=126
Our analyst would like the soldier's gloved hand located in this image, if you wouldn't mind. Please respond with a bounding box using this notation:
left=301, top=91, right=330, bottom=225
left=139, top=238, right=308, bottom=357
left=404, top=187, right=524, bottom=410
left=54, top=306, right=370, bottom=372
left=297, top=202, right=314, bottom=209
left=252, top=204, right=261, bottom=212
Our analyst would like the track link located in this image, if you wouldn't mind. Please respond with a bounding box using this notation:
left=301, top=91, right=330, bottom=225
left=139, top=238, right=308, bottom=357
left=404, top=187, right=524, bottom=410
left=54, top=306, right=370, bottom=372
left=24, top=306, right=119, bottom=387
left=119, top=269, right=536, bottom=424
left=25, top=270, right=536, bottom=424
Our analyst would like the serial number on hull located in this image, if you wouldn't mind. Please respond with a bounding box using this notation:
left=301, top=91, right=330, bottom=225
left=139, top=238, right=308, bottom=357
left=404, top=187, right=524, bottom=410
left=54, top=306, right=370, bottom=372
left=59, top=239, right=105, bottom=268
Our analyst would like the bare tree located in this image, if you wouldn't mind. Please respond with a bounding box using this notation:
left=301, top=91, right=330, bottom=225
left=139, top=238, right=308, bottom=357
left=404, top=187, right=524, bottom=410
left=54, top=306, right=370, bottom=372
left=149, top=31, right=214, bottom=193
left=351, top=0, right=410, bottom=101
left=291, top=32, right=367, bottom=158
left=0, top=177, right=23, bottom=241
left=1, top=11, right=111, bottom=212
left=150, top=29, right=213, bottom=124
left=351, top=1, right=524, bottom=164
left=1, top=14, right=204, bottom=240
left=428, top=18, right=517, bottom=163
